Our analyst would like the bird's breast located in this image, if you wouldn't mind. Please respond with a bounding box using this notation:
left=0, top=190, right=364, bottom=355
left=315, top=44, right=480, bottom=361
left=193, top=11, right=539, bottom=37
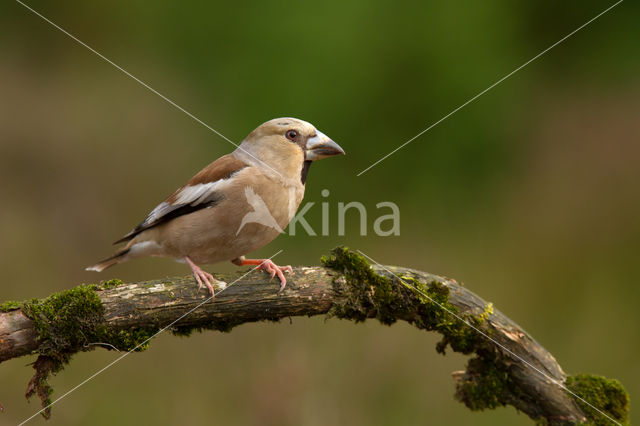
left=155, top=172, right=304, bottom=264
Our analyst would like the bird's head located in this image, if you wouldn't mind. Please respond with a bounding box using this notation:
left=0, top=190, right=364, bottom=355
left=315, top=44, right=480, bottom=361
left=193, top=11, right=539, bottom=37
left=236, top=118, right=344, bottom=178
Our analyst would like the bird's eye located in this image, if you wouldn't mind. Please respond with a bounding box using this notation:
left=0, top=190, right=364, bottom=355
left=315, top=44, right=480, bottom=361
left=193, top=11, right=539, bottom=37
left=285, top=130, right=298, bottom=141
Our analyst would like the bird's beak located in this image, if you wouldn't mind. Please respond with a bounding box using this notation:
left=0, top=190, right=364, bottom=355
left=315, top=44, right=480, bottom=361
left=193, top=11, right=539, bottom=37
left=305, top=131, right=345, bottom=161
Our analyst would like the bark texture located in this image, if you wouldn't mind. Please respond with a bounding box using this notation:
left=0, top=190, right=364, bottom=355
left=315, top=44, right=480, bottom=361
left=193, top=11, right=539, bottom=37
left=0, top=248, right=629, bottom=425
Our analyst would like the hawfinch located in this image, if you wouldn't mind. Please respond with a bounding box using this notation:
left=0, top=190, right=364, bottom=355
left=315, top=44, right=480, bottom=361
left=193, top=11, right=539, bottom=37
left=87, top=118, right=345, bottom=296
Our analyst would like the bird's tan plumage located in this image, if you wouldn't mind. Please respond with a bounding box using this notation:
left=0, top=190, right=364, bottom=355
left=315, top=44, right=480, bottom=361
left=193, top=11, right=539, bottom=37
left=87, top=117, right=345, bottom=295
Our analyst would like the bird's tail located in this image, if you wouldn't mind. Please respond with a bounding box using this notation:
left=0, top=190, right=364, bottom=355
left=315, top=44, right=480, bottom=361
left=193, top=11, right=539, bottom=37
left=85, top=248, right=130, bottom=272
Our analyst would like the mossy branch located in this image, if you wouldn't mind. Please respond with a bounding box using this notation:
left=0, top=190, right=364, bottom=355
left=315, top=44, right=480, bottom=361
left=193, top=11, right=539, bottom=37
left=0, top=247, right=629, bottom=424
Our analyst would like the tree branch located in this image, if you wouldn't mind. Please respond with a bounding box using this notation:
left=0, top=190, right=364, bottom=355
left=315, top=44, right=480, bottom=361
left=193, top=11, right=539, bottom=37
left=0, top=248, right=629, bottom=424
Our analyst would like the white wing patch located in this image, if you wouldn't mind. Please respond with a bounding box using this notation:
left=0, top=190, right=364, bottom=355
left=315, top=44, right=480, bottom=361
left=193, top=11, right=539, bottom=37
left=172, top=182, right=222, bottom=205
left=114, top=161, right=248, bottom=244
left=141, top=179, right=233, bottom=229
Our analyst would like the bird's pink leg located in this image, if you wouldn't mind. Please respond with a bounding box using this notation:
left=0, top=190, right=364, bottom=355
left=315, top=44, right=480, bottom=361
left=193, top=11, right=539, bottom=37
left=185, top=256, right=226, bottom=298
left=233, top=258, right=293, bottom=291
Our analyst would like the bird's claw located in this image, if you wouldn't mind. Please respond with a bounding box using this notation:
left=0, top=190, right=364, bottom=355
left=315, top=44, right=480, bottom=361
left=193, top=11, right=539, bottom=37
left=193, top=269, right=215, bottom=297
left=185, top=256, right=224, bottom=300
left=253, top=260, right=292, bottom=291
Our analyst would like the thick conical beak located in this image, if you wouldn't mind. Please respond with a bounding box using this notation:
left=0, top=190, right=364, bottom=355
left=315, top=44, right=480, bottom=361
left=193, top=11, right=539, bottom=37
left=305, top=130, right=345, bottom=161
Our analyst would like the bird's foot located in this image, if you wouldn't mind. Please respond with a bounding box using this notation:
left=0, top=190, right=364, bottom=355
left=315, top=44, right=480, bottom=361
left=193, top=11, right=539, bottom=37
left=185, top=256, right=226, bottom=298
left=236, top=258, right=292, bottom=291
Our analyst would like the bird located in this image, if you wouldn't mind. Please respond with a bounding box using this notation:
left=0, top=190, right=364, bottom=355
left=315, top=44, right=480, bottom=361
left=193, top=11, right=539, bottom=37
left=86, top=117, right=345, bottom=297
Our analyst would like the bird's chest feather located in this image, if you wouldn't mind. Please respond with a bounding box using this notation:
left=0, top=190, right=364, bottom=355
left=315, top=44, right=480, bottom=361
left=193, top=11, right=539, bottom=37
left=229, top=178, right=303, bottom=246
left=243, top=180, right=304, bottom=229
left=157, top=171, right=305, bottom=263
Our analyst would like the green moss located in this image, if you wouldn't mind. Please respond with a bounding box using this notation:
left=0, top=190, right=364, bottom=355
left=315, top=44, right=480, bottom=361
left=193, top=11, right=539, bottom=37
left=455, top=356, right=511, bottom=411
left=169, top=311, right=282, bottom=336
left=22, top=285, right=157, bottom=358
left=22, top=285, right=104, bottom=363
left=321, top=246, right=400, bottom=325
left=0, top=300, right=22, bottom=311
left=99, top=327, right=156, bottom=352
left=171, top=319, right=239, bottom=336
left=322, top=247, right=631, bottom=424
left=19, top=284, right=157, bottom=417
left=566, top=374, right=629, bottom=425
left=322, top=247, right=509, bottom=413
left=98, top=278, right=125, bottom=289
left=321, top=247, right=489, bottom=354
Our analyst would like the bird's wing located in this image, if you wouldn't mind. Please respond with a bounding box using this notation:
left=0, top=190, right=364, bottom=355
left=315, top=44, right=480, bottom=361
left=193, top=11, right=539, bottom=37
left=114, top=154, right=248, bottom=244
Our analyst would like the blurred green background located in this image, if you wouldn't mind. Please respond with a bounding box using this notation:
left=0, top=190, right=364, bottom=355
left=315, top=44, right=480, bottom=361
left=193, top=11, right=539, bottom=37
left=1, top=0, right=638, bottom=424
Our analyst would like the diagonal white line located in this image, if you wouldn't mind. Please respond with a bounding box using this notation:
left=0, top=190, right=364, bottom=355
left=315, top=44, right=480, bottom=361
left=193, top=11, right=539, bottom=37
left=356, top=249, right=623, bottom=426
left=14, top=0, right=230, bottom=142
left=19, top=250, right=284, bottom=425
left=13, top=0, right=284, bottom=179
left=356, top=0, right=624, bottom=176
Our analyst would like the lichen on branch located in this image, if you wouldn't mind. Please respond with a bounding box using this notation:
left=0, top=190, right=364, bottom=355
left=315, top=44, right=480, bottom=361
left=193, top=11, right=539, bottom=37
left=0, top=247, right=630, bottom=424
